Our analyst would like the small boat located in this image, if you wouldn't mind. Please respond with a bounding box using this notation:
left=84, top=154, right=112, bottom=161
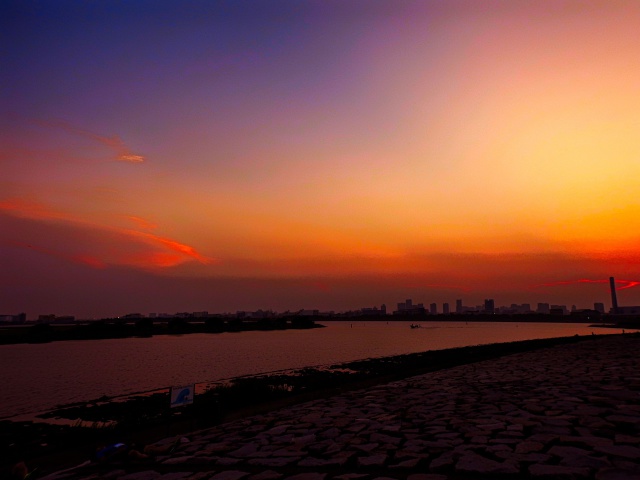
left=410, top=323, right=421, bottom=329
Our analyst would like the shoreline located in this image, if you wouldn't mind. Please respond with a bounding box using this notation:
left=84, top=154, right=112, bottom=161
left=3, top=332, right=634, bottom=477
left=0, top=317, right=322, bottom=345
left=2, top=314, right=637, bottom=346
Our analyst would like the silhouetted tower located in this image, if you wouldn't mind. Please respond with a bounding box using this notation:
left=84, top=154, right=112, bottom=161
left=430, top=303, right=437, bottom=315
left=484, top=299, right=495, bottom=314
left=610, top=277, right=619, bottom=314
left=456, top=299, right=462, bottom=314
left=443, top=302, right=450, bottom=315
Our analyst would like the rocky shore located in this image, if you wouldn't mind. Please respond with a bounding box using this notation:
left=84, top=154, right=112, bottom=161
left=29, top=333, right=639, bottom=480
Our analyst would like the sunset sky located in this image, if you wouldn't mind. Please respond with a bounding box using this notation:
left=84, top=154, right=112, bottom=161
left=2, top=0, right=640, bottom=318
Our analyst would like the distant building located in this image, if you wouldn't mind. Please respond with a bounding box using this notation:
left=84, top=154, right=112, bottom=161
left=359, top=305, right=387, bottom=316
left=237, top=310, right=277, bottom=319
left=536, top=303, right=550, bottom=314
left=429, top=303, right=437, bottom=315
left=455, top=299, right=462, bottom=314
left=394, top=299, right=426, bottom=316
left=484, top=299, right=495, bottom=314
left=614, top=306, right=640, bottom=315
left=594, top=303, right=605, bottom=314
left=549, top=305, right=569, bottom=315
left=443, top=303, right=450, bottom=315
left=37, top=314, right=56, bottom=324
left=37, top=314, right=75, bottom=323
left=0, top=313, right=26, bottom=324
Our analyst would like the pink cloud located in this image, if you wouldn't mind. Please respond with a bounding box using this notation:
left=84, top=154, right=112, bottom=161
left=0, top=199, right=215, bottom=269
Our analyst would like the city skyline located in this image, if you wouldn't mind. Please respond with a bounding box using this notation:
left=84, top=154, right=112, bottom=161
left=2, top=1, right=640, bottom=319
left=3, top=280, right=637, bottom=321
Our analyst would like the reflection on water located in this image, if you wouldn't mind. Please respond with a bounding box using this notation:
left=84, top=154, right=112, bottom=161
left=0, top=321, right=625, bottom=418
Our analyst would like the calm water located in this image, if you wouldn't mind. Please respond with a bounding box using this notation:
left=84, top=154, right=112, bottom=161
left=0, top=321, right=623, bottom=419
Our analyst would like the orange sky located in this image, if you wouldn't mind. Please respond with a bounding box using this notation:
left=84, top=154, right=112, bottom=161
left=2, top=1, right=639, bottom=317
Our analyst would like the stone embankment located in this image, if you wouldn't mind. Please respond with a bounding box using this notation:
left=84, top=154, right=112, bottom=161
left=43, top=335, right=640, bottom=480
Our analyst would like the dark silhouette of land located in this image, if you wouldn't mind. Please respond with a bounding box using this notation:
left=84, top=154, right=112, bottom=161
left=2, top=311, right=639, bottom=345
left=0, top=316, right=321, bottom=345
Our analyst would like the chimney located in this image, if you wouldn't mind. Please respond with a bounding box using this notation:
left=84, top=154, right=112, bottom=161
left=609, top=277, right=619, bottom=314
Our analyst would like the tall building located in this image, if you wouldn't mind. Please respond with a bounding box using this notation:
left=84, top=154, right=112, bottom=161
left=594, top=302, right=605, bottom=314
left=484, top=299, right=495, bottom=314
left=456, top=299, right=462, bottom=314
left=429, top=303, right=437, bottom=315
left=443, top=302, right=450, bottom=315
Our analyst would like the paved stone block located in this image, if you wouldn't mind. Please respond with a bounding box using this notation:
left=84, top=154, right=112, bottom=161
left=247, top=471, right=283, bottom=480
left=595, top=445, right=640, bottom=460
left=215, top=458, right=243, bottom=466
left=357, top=454, right=388, bottom=467
left=455, top=452, right=519, bottom=475
left=187, top=474, right=215, bottom=480
left=248, top=457, right=299, bottom=467
left=120, top=471, right=161, bottom=480
left=210, top=472, right=250, bottom=480
left=559, top=435, right=614, bottom=448
left=429, top=451, right=455, bottom=472
left=559, top=454, right=611, bottom=469
left=229, top=444, right=260, bottom=458
left=596, top=467, right=640, bottom=480
left=529, top=464, right=591, bottom=479
left=549, top=446, right=594, bottom=458
left=283, top=474, right=326, bottom=480
left=515, top=440, right=545, bottom=453
left=163, top=456, right=195, bottom=465
left=407, top=475, right=446, bottom=480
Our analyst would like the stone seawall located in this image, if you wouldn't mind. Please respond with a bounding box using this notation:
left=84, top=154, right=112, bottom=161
left=42, top=334, right=640, bottom=480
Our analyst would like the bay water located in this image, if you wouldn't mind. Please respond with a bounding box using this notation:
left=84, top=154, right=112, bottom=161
left=0, top=321, right=622, bottom=419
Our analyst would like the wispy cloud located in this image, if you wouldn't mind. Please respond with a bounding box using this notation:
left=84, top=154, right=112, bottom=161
left=0, top=199, right=70, bottom=221
left=0, top=198, right=215, bottom=269
left=36, top=119, right=146, bottom=163
left=534, top=278, right=640, bottom=291
left=126, top=215, right=158, bottom=230
left=8, top=240, right=108, bottom=270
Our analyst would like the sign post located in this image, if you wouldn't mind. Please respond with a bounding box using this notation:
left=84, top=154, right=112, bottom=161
left=170, top=384, right=195, bottom=408
left=167, top=384, right=195, bottom=436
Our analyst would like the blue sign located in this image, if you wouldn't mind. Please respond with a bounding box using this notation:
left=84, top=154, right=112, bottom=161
left=170, top=384, right=194, bottom=408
